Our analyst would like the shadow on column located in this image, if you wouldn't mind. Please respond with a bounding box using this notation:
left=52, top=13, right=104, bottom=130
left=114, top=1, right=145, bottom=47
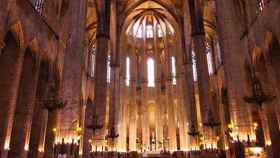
left=0, top=31, right=22, bottom=157
left=8, top=48, right=40, bottom=158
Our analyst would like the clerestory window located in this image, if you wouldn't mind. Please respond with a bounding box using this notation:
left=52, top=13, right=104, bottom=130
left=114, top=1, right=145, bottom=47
left=126, top=57, right=130, bottom=86
left=147, top=58, right=155, bottom=87
left=171, top=56, right=176, bottom=85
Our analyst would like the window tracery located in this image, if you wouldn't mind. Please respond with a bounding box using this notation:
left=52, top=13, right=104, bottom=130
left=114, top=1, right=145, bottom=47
left=34, top=0, right=45, bottom=14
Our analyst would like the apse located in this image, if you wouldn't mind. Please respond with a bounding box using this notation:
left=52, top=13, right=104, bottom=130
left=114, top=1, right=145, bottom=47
left=116, top=1, right=191, bottom=153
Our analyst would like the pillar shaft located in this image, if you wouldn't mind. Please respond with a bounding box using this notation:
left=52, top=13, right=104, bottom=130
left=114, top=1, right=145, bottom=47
left=43, top=111, right=58, bottom=158
left=128, top=48, right=137, bottom=151
left=154, top=25, right=163, bottom=151
left=82, top=103, right=93, bottom=158
left=8, top=53, right=40, bottom=158
left=174, top=26, right=190, bottom=150
left=59, top=0, right=86, bottom=144
left=92, top=1, right=111, bottom=143
left=192, top=35, right=212, bottom=123
left=257, top=64, right=280, bottom=158
left=216, top=0, right=253, bottom=140
left=179, top=18, right=198, bottom=149
left=164, top=42, right=177, bottom=151
left=28, top=102, right=48, bottom=158
left=141, top=54, right=149, bottom=151
left=108, top=7, right=121, bottom=147
left=0, top=36, right=24, bottom=157
left=92, top=35, right=109, bottom=142
left=28, top=62, right=50, bottom=158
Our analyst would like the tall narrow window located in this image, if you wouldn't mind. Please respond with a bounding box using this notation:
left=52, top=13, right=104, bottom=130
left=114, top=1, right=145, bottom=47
left=135, top=24, right=143, bottom=38
left=171, top=56, right=176, bottom=85
left=206, top=43, right=214, bottom=75
left=107, top=55, right=111, bottom=83
left=216, top=42, right=222, bottom=66
left=258, top=0, right=265, bottom=11
left=192, top=50, right=198, bottom=81
left=146, top=25, right=153, bottom=38
left=157, top=24, right=163, bottom=38
left=126, top=57, right=130, bottom=86
left=90, top=52, right=95, bottom=77
left=34, top=0, right=45, bottom=14
left=147, top=58, right=155, bottom=87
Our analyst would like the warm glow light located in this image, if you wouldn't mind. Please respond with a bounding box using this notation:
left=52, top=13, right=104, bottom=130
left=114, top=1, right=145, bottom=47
left=4, top=136, right=10, bottom=150
left=55, top=135, right=80, bottom=145
left=24, top=144, right=29, bottom=151
left=248, top=147, right=263, bottom=154
left=265, top=140, right=271, bottom=146
left=38, top=146, right=44, bottom=152
left=52, top=128, right=57, bottom=133
left=228, top=123, right=234, bottom=129
left=253, top=122, right=258, bottom=130
left=225, top=146, right=229, bottom=150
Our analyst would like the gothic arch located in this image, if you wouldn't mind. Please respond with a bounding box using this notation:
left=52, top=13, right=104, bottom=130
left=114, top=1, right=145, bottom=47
left=123, top=0, right=180, bottom=23
left=120, top=0, right=180, bottom=37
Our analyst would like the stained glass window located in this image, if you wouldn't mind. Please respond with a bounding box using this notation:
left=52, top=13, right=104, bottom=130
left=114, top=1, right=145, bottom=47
left=126, top=57, right=130, bottom=86
left=147, top=58, right=155, bottom=87
left=171, top=56, right=176, bottom=85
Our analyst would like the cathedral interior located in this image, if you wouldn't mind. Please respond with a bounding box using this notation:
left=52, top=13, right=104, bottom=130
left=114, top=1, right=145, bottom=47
left=0, top=0, right=280, bottom=158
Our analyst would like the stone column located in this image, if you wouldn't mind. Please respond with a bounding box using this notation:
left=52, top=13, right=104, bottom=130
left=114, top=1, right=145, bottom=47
left=107, top=4, right=120, bottom=148
left=82, top=101, right=93, bottom=158
left=174, top=28, right=189, bottom=150
left=154, top=32, right=163, bottom=151
left=138, top=24, right=149, bottom=151
left=8, top=52, right=41, bottom=158
left=216, top=0, right=253, bottom=141
left=58, top=0, right=86, bottom=150
left=92, top=1, right=111, bottom=147
left=0, top=34, right=24, bottom=157
left=165, top=43, right=177, bottom=151
left=141, top=52, right=149, bottom=152
left=44, top=110, right=58, bottom=158
left=188, top=0, right=213, bottom=125
left=257, top=62, right=280, bottom=158
left=28, top=62, right=50, bottom=158
left=263, top=103, right=280, bottom=158
left=128, top=45, right=137, bottom=151
left=179, top=17, right=198, bottom=149
left=28, top=101, right=48, bottom=158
